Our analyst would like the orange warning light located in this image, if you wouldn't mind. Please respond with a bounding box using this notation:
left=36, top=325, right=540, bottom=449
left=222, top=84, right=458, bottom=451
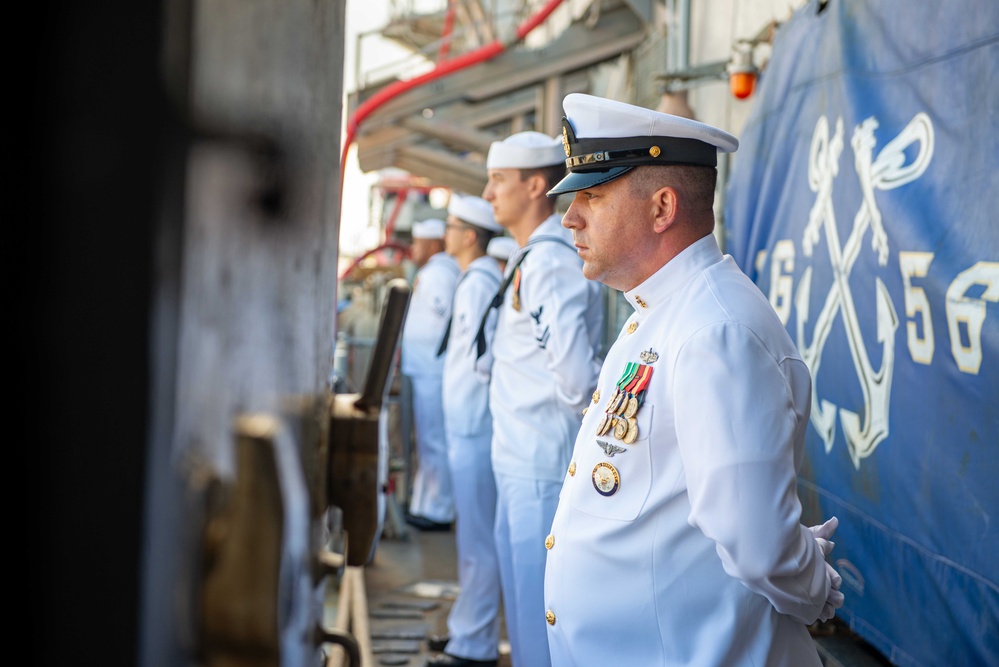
left=730, top=71, right=756, bottom=99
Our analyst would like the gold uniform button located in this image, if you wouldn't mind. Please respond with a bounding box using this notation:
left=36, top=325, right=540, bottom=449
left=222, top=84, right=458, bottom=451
left=568, top=462, right=576, bottom=476
left=581, top=407, right=588, bottom=416
left=546, top=610, right=556, bottom=625
left=545, top=534, right=555, bottom=549
left=627, top=321, right=638, bottom=334
left=592, top=389, right=600, bottom=403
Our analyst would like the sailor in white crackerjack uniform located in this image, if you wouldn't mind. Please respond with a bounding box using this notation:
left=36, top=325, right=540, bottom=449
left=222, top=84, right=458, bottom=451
left=543, top=93, right=845, bottom=666
left=402, top=218, right=460, bottom=530
left=478, top=131, right=604, bottom=667
left=428, top=194, right=505, bottom=667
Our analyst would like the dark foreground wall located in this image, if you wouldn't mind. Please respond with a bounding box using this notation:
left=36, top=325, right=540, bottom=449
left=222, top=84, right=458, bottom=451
left=25, top=1, right=346, bottom=665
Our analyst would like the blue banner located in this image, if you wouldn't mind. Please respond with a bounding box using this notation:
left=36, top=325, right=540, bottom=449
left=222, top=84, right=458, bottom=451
left=725, top=1, right=999, bottom=665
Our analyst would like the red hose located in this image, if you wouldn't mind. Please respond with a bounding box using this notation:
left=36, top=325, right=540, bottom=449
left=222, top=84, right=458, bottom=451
left=339, top=241, right=411, bottom=281
left=438, top=0, right=457, bottom=62
left=340, top=0, right=566, bottom=190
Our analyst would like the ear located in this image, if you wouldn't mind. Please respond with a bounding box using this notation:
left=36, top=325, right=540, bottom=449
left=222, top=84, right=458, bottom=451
left=525, top=171, right=549, bottom=200
left=651, top=186, right=678, bottom=234
left=462, top=227, right=477, bottom=248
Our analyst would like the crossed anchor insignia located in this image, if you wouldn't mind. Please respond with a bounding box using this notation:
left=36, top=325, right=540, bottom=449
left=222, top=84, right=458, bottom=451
left=795, top=113, right=934, bottom=468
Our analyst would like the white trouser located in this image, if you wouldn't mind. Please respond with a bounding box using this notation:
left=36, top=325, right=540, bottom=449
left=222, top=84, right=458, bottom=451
left=494, top=472, right=560, bottom=667
left=407, top=373, right=454, bottom=522
left=444, top=430, right=501, bottom=660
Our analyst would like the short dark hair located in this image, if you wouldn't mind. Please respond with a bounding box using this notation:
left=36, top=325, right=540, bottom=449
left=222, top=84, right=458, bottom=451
left=470, top=227, right=496, bottom=254
left=520, top=163, right=567, bottom=192
left=630, top=165, right=717, bottom=212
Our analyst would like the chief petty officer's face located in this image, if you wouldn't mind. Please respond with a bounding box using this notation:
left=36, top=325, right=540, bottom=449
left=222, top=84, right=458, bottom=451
left=561, top=171, right=656, bottom=292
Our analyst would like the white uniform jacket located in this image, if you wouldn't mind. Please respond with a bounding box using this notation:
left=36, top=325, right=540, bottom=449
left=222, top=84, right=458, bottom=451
left=442, top=256, right=503, bottom=436
left=489, top=216, right=604, bottom=482
left=401, top=252, right=459, bottom=377
left=545, top=235, right=829, bottom=666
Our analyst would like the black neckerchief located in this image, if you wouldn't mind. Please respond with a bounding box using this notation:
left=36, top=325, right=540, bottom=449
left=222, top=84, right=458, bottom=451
left=472, top=234, right=575, bottom=360
left=436, top=265, right=502, bottom=357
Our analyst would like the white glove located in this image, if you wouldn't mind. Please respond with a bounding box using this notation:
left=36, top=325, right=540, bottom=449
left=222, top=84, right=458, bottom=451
left=809, top=516, right=844, bottom=622
left=818, top=562, right=844, bottom=621
left=809, top=515, right=838, bottom=556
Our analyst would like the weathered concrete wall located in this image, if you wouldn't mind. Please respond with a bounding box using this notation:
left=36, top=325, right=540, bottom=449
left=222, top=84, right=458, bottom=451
left=140, top=1, right=346, bottom=664
left=176, top=0, right=345, bottom=474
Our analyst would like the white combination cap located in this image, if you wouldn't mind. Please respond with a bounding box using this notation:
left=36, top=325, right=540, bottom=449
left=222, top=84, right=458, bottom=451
left=486, top=236, right=518, bottom=261
left=486, top=131, right=565, bottom=170
left=412, top=217, right=446, bottom=239
left=549, top=93, right=739, bottom=196
left=448, top=193, right=502, bottom=233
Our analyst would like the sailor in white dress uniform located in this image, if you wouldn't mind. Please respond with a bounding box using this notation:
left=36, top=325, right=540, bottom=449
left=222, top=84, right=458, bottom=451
left=431, top=194, right=506, bottom=667
left=480, top=131, right=604, bottom=667
left=543, top=93, right=844, bottom=666
left=402, top=218, right=460, bottom=527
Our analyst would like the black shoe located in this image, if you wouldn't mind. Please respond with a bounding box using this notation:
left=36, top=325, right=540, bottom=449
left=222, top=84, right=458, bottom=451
left=424, top=653, right=497, bottom=667
left=426, top=634, right=449, bottom=652
left=405, top=514, right=452, bottom=532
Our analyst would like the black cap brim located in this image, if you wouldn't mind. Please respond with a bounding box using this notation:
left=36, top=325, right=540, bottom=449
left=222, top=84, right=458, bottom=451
left=547, top=166, right=634, bottom=196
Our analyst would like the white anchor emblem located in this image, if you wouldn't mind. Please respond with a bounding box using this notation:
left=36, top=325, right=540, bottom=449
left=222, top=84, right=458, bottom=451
left=795, top=113, right=933, bottom=468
